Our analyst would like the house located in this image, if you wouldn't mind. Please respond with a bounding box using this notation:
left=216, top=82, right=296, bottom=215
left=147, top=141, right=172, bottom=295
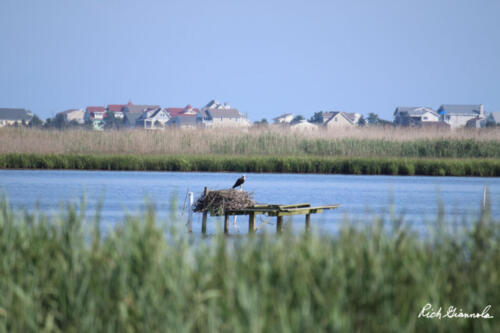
left=56, top=109, right=85, bottom=124
left=167, top=105, right=203, bottom=128
left=273, top=113, right=294, bottom=124
left=324, top=112, right=361, bottom=128
left=199, top=100, right=250, bottom=128
left=85, top=106, right=106, bottom=120
left=122, top=103, right=160, bottom=127
left=290, top=120, right=318, bottom=131
left=393, top=107, right=439, bottom=127
left=310, top=111, right=361, bottom=127
left=107, top=104, right=126, bottom=119
left=437, top=104, right=485, bottom=128
left=484, top=112, right=500, bottom=127
left=465, top=117, right=486, bottom=129
left=136, top=108, right=170, bottom=129
left=0, top=108, right=33, bottom=127
left=85, top=106, right=107, bottom=130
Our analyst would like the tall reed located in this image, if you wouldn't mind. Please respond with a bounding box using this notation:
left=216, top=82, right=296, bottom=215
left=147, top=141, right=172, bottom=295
left=0, top=199, right=499, bottom=332
left=1, top=127, right=499, bottom=158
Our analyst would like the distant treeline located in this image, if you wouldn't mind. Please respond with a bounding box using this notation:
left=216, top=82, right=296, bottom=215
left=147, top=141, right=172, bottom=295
left=1, top=153, right=499, bottom=176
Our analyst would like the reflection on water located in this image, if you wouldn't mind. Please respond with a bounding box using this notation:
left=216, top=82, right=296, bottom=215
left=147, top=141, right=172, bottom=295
left=0, top=170, right=498, bottom=235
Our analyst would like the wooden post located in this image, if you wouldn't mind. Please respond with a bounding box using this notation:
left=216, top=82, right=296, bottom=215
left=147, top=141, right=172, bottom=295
left=305, top=213, right=311, bottom=231
left=187, top=192, right=193, bottom=232
left=201, top=187, right=208, bottom=234
left=248, top=212, right=256, bottom=233
left=277, top=216, right=283, bottom=233
left=224, top=213, right=229, bottom=234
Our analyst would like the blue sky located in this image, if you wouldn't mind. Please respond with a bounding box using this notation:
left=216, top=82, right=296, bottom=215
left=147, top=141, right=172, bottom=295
left=1, top=0, right=499, bottom=121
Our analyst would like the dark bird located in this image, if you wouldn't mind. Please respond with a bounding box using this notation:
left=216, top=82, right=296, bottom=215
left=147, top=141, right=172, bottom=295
left=232, top=175, right=246, bottom=190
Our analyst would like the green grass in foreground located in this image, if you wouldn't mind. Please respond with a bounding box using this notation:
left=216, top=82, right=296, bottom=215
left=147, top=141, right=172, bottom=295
left=0, top=200, right=499, bottom=332
left=1, top=153, right=500, bottom=176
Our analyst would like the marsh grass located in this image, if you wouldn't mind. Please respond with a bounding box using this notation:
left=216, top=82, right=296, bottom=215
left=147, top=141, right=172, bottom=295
left=1, top=153, right=499, bottom=176
left=1, top=127, right=500, bottom=158
left=0, top=199, right=498, bottom=332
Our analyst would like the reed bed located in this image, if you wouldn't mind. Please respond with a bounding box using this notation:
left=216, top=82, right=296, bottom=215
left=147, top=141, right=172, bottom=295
left=1, top=153, right=500, bottom=176
left=1, top=127, right=500, bottom=158
left=0, top=199, right=498, bottom=332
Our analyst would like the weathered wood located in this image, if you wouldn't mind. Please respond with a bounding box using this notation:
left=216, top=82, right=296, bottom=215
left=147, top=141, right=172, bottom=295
left=201, top=187, right=209, bottom=234
left=268, top=209, right=323, bottom=216
left=197, top=196, right=340, bottom=234
left=277, top=203, right=311, bottom=209
left=224, top=213, right=229, bottom=234
left=248, top=212, right=256, bottom=233
left=221, top=209, right=267, bottom=216
left=277, top=216, right=283, bottom=233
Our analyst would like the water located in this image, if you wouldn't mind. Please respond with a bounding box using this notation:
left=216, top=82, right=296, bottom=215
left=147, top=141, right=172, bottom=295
left=0, top=170, right=498, bottom=234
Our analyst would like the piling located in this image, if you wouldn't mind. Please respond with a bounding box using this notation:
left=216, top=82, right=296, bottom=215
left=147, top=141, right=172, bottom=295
left=201, top=187, right=208, bottom=234
left=187, top=192, right=193, bottom=232
left=224, top=213, right=229, bottom=234
left=277, top=216, right=283, bottom=233
left=249, top=212, right=256, bottom=233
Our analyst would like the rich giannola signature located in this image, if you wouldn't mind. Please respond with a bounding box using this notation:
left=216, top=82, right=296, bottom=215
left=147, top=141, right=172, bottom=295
left=418, top=303, right=494, bottom=319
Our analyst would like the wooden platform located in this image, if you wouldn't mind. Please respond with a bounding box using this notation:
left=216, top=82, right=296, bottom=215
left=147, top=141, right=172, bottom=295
left=202, top=203, right=340, bottom=234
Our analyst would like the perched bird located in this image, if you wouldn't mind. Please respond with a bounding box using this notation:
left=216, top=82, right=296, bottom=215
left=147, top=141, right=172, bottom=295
left=232, top=175, right=246, bottom=190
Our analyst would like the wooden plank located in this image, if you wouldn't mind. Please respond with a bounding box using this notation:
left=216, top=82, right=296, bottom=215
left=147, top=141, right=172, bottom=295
left=278, top=203, right=311, bottom=209
left=224, top=208, right=271, bottom=215
left=305, top=213, right=310, bottom=231
left=306, top=204, right=341, bottom=210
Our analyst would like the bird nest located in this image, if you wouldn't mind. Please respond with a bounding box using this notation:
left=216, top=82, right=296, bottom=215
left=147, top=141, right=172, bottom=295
left=193, top=189, right=255, bottom=216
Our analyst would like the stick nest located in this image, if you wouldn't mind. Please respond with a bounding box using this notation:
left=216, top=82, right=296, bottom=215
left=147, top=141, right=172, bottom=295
left=193, top=189, right=255, bottom=216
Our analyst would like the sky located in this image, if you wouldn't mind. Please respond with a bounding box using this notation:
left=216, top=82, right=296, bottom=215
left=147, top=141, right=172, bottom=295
left=1, top=0, right=499, bottom=121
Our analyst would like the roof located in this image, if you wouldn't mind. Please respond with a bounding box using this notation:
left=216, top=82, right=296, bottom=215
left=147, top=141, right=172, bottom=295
left=166, top=105, right=200, bottom=118
left=394, top=106, right=436, bottom=116
left=466, top=117, right=484, bottom=123
left=87, top=106, right=106, bottom=112
left=138, top=108, right=170, bottom=120
left=0, top=108, right=32, bottom=121
left=124, top=104, right=160, bottom=113
left=273, top=113, right=293, bottom=120
left=438, top=104, right=482, bottom=115
left=207, top=108, right=242, bottom=118
left=204, top=100, right=219, bottom=109
left=290, top=120, right=317, bottom=129
left=325, top=112, right=354, bottom=125
left=107, top=104, right=126, bottom=112
left=58, top=108, right=83, bottom=115
left=166, top=108, right=184, bottom=117
left=124, top=111, right=144, bottom=124
left=342, top=112, right=360, bottom=123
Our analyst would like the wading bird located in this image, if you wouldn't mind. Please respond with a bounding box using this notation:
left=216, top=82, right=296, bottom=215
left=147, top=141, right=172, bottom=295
left=232, top=175, right=246, bottom=190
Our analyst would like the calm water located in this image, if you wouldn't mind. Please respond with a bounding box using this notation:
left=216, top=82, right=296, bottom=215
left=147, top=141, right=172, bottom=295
left=0, top=170, right=499, bottom=234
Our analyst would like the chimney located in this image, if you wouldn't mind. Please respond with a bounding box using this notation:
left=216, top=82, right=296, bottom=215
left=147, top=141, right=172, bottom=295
left=479, top=104, right=484, bottom=116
